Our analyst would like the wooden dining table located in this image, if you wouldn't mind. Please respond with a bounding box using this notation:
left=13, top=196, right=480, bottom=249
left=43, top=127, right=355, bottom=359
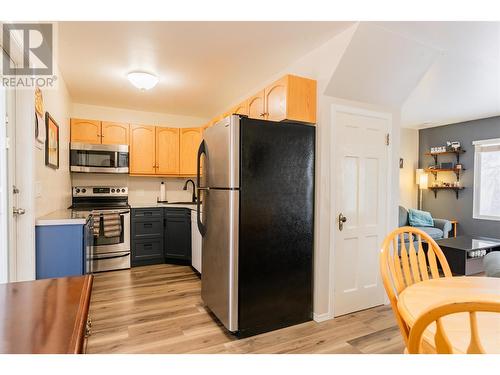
left=397, top=276, right=500, bottom=353
left=0, top=275, right=93, bottom=354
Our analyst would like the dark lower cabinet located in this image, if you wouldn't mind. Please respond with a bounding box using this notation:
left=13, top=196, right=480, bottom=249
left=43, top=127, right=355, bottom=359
left=165, top=208, right=192, bottom=264
left=131, top=208, right=164, bottom=267
left=131, top=207, right=192, bottom=267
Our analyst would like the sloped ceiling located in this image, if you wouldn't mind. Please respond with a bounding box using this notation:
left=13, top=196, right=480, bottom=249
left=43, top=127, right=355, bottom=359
left=324, top=23, right=439, bottom=109
left=324, top=22, right=500, bottom=128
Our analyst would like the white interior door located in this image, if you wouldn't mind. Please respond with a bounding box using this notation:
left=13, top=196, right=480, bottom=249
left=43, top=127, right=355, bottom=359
left=0, top=84, right=17, bottom=282
left=332, top=105, right=391, bottom=317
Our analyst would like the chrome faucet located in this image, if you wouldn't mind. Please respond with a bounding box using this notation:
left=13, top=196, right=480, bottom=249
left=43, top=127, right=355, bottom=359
left=183, top=179, right=196, bottom=203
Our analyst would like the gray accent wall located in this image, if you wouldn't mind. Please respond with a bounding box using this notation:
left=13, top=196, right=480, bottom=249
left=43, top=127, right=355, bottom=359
left=419, top=116, right=500, bottom=237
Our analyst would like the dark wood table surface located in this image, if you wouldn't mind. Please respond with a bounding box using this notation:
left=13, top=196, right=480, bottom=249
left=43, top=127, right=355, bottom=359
left=0, top=275, right=93, bottom=354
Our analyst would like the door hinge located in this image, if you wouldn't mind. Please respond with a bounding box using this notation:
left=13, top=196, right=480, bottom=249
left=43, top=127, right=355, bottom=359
left=385, top=133, right=390, bottom=146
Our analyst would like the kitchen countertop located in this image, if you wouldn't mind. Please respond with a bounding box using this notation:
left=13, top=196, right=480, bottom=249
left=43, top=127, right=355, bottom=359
left=36, top=209, right=90, bottom=226
left=36, top=203, right=198, bottom=226
left=130, top=202, right=198, bottom=210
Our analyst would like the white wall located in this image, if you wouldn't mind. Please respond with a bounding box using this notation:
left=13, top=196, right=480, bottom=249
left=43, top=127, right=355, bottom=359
left=35, top=69, right=73, bottom=218
left=399, top=128, right=419, bottom=209
left=70, top=103, right=206, bottom=205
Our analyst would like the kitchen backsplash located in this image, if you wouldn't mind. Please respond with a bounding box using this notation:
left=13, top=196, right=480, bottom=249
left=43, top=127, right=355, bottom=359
left=70, top=174, right=195, bottom=205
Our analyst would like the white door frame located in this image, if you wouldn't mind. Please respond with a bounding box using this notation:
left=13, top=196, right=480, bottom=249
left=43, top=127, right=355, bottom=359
left=0, top=86, right=7, bottom=283
left=328, top=104, right=393, bottom=318
left=1, top=31, right=37, bottom=282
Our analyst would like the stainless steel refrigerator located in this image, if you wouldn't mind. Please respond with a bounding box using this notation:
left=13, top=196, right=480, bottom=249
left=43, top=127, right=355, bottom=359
left=196, top=115, right=315, bottom=337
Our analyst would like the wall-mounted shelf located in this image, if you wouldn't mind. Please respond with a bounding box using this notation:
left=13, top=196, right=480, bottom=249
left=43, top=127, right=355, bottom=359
left=424, top=167, right=466, bottom=180
left=429, top=186, right=465, bottom=199
left=424, top=149, right=466, bottom=164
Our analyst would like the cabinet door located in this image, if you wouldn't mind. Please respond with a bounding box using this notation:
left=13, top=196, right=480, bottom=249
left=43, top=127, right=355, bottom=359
left=233, top=100, right=249, bottom=116
left=70, top=119, right=101, bottom=144
left=131, top=238, right=164, bottom=266
left=179, top=127, right=203, bottom=175
left=247, top=90, right=265, bottom=119
left=285, top=75, right=317, bottom=124
left=101, top=121, right=129, bottom=145
left=265, top=76, right=288, bottom=122
left=130, top=124, right=156, bottom=174
left=165, top=209, right=191, bottom=261
left=156, top=127, right=180, bottom=175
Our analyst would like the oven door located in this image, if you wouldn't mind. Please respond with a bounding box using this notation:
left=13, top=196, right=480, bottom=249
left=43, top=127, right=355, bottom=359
left=92, top=210, right=130, bottom=254
left=70, top=143, right=129, bottom=173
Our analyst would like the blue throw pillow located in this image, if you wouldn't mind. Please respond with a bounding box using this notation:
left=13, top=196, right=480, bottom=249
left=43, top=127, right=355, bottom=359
left=408, top=209, right=434, bottom=227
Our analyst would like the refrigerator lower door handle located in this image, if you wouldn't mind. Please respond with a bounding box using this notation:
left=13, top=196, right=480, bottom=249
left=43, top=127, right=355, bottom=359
left=197, top=140, right=207, bottom=236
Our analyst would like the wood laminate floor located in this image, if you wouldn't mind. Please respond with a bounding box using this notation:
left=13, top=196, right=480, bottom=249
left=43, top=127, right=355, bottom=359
left=86, top=264, right=404, bottom=354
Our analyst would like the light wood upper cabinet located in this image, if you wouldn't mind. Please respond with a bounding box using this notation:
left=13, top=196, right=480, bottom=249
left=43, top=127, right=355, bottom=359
left=222, top=74, right=317, bottom=124
left=265, top=76, right=288, bottom=122
left=70, top=119, right=101, bottom=143
left=156, top=127, right=180, bottom=175
left=180, top=128, right=203, bottom=175
left=233, top=100, right=249, bottom=116
left=248, top=90, right=265, bottom=120
left=268, top=74, right=317, bottom=124
left=130, top=125, right=156, bottom=175
left=101, top=121, right=129, bottom=145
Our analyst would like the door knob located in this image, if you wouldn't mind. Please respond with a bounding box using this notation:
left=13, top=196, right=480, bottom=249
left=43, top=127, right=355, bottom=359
left=13, top=207, right=26, bottom=215
left=338, top=213, right=347, bottom=231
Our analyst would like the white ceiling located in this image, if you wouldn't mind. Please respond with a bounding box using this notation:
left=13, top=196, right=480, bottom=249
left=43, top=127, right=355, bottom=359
left=324, top=22, right=500, bottom=128
left=58, top=21, right=353, bottom=119
left=58, top=21, right=500, bottom=128
left=325, top=23, right=439, bottom=109
left=384, top=22, right=500, bottom=128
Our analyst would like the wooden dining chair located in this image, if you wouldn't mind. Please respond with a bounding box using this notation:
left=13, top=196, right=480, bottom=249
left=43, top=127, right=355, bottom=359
left=379, top=226, right=453, bottom=347
left=408, top=299, right=500, bottom=354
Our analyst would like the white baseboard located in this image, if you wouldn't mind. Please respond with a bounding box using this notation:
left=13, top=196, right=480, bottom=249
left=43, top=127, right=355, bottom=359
left=313, top=312, right=333, bottom=322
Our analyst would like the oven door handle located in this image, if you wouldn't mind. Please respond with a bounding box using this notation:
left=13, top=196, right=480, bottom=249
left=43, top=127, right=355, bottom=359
left=91, top=252, right=130, bottom=261
left=92, top=210, right=130, bottom=216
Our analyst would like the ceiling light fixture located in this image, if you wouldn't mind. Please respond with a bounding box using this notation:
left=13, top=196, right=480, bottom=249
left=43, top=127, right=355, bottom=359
left=127, top=72, right=159, bottom=91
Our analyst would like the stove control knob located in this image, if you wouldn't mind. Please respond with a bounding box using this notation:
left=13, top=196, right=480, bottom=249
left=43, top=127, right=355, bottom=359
left=121, top=188, right=126, bottom=193
left=111, top=188, right=115, bottom=193
left=82, top=188, right=86, bottom=193
left=75, top=188, right=80, bottom=194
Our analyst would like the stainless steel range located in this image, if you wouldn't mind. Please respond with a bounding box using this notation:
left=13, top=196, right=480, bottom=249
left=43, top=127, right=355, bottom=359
left=72, top=186, right=131, bottom=273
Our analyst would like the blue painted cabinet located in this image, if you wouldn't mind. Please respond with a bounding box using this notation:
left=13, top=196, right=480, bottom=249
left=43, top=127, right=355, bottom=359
left=35, top=224, right=85, bottom=279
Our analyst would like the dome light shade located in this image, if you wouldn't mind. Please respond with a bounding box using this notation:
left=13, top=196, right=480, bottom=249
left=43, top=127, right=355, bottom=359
left=127, top=72, right=159, bottom=90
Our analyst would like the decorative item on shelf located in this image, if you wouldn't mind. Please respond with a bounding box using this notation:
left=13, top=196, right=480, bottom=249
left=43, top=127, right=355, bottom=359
left=440, top=162, right=454, bottom=169
left=456, top=163, right=463, bottom=170
left=447, top=141, right=461, bottom=151
left=431, top=146, right=447, bottom=153
left=45, top=112, right=59, bottom=169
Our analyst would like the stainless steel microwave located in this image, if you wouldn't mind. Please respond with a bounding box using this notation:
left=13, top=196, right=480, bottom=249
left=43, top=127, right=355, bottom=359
left=70, top=143, right=129, bottom=173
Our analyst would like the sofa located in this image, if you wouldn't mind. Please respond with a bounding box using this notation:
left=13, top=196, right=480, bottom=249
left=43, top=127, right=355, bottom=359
left=399, top=206, right=452, bottom=240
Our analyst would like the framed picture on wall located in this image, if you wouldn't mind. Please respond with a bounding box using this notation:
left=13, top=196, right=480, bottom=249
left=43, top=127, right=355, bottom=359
left=45, top=112, right=59, bottom=169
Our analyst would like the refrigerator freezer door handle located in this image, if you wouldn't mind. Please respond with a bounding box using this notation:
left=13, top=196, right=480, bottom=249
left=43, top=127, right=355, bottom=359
left=197, top=140, right=207, bottom=236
